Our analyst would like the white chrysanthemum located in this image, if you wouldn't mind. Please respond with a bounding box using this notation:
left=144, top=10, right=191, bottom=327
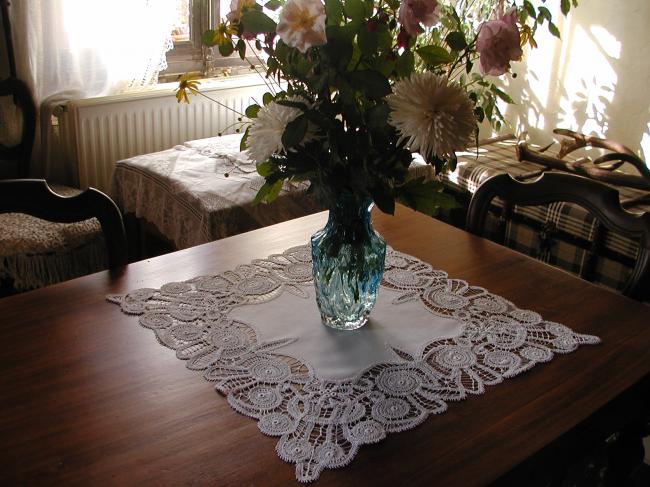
left=387, top=72, right=476, bottom=159
left=247, top=96, right=316, bottom=163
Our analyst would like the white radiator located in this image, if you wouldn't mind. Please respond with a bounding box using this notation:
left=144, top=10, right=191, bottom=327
left=58, top=75, right=269, bottom=194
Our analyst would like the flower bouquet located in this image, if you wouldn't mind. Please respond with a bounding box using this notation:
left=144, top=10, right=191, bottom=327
left=179, top=0, right=576, bottom=329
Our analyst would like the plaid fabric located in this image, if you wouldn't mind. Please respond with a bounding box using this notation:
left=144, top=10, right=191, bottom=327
left=441, top=136, right=648, bottom=294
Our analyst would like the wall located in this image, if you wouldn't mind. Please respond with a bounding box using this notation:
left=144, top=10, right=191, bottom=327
left=493, top=0, right=650, bottom=163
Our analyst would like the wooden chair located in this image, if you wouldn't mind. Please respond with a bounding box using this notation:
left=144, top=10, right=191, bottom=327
left=466, top=172, right=650, bottom=301
left=0, top=77, right=35, bottom=178
left=0, top=179, right=128, bottom=269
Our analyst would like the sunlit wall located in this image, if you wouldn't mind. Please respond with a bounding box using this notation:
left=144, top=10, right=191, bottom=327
left=492, top=0, right=650, bottom=164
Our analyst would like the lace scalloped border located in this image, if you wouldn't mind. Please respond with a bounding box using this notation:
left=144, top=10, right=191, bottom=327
left=107, top=245, right=600, bottom=482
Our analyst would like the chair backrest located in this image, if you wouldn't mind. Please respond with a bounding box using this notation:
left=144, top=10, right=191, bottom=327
left=0, top=179, right=128, bottom=268
left=0, top=77, right=36, bottom=178
left=1, top=1, right=36, bottom=178
left=466, top=172, right=650, bottom=301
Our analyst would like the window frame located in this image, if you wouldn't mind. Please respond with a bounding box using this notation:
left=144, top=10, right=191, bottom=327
left=161, top=0, right=251, bottom=80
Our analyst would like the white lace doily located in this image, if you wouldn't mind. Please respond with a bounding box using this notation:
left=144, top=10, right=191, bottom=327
left=107, top=245, right=600, bottom=482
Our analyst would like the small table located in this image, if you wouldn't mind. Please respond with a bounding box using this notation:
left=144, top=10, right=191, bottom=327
left=111, top=134, right=433, bottom=252
left=110, top=134, right=323, bottom=251
left=1, top=206, right=648, bottom=485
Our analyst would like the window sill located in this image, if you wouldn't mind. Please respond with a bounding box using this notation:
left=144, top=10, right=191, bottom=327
left=65, top=73, right=270, bottom=108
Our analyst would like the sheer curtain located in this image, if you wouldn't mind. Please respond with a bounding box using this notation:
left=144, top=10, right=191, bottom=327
left=8, top=0, right=177, bottom=183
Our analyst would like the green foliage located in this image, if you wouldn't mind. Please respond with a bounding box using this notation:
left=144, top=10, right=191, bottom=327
left=240, top=10, right=276, bottom=34
left=397, top=178, right=458, bottom=216
left=416, top=45, right=454, bottom=66
left=264, top=0, right=284, bottom=11
left=195, top=0, right=576, bottom=214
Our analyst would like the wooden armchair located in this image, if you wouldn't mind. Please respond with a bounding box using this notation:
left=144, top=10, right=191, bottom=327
left=0, top=77, right=35, bottom=178
left=0, top=3, right=127, bottom=296
left=0, top=179, right=127, bottom=267
left=466, top=172, right=650, bottom=301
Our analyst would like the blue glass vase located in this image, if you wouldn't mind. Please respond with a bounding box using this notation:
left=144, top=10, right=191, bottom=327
left=311, top=195, right=387, bottom=330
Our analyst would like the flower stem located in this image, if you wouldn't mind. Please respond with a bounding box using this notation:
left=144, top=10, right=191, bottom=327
left=197, top=91, right=247, bottom=118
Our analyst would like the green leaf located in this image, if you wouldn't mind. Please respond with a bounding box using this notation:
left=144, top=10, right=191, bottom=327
left=370, top=185, right=395, bottom=215
left=256, top=161, right=274, bottom=177
left=397, top=178, right=458, bottom=216
left=276, top=99, right=309, bottom=111
left=450, top=7, right=462, bottom=29
left=349, top=70, right=391, bottom=99
left=523, top=1, right=536, bottom=18
left=376, top=56, right=396, bottom=77
left=274, top=39, right=289, bottom=63
left=537, top=6, right=552, bottom=24
left=325, top=0, right=343, bottom=25
left=358, top=29, right=378, bottom=56
left=548, top=22, right=561, bottom=39
left=282, top=114, right=308, bottom=149
left=253, top=179, right=284, bottom=204
left=218, top=42, right=234, bottom=56
left=240, top=10, right=277, bottom=34
left=395, top=50, right=415, bottom=77
left=344, top=0, right=365, bottom=21
left=240, top=126, right=250, bottom=151
left=236, top=39, right=246, bottom=59
left=264, top=0, right=284, bottom=11
left=366, top=103, right=390, bottom=129
left=491, top=86, right=514, bottom=104
left=266, top=179, right=283, bottom=201
left=202, top=29, right=217, bottom=47
left=445, top=32, right=467, bottom=51
left=416, top=45, right=453, bottom=66
left=447, top=154, right=458, bottom=173
left=474, top=105, right=485, bottom=123
left=245, top=104, right=260, bottom=118
left=267, top=57, right=279, bottom=71
left=561, top=0, right=571, bottom=15
left=325, top=25, right=353, bottom=70
left=376, top=24, right=392, bottom=51
left=262, top=92, right=274, bottom=105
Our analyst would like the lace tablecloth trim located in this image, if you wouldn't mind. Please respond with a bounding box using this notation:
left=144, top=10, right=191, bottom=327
left=107, top=245, right=600, bottom=482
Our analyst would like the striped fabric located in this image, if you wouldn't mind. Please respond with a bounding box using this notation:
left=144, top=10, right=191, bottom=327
left=440, top=137, right=649, bottom=294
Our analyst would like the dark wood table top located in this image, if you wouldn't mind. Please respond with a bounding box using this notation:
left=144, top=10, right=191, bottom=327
left=1, top=206, right=648, bottom=486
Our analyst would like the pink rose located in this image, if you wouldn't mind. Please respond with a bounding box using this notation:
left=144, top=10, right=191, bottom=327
left=398, top=0, right=440, bottom=37
left=476, top=8, right=523, bottom=76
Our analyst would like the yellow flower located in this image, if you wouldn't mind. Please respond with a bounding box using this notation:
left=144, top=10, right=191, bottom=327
left=226, top=0, right=256, bottom=23
left=175, top=74, right=200, bottom=104
left=212, top=22, right=238, bottom=46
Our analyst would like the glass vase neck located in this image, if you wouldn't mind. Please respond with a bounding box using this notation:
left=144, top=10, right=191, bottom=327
left=327, top=195, right=374, bottom=227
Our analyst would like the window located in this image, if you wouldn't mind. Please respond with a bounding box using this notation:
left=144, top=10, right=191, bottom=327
left=161, top=0, right=251, bottom=81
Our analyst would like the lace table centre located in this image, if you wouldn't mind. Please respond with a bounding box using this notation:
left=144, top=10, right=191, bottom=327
left=107, top=245, right=600, bottom=482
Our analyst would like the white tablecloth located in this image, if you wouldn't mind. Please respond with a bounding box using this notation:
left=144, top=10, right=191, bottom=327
left=108, top=244, right=599, bottom=482
left=111, top=134, right=434, bottom=249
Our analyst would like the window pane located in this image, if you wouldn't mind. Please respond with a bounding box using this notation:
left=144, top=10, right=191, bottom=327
left=220, top=0, right=231, bottom=21
left=172, top=0, right=190, bottom=43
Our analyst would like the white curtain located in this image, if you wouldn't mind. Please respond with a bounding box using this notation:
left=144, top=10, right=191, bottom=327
left=8, top=0, right=177, bottom=183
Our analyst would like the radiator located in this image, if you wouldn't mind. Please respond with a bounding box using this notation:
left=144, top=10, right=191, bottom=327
left=58, top=75, right=269, bottom=194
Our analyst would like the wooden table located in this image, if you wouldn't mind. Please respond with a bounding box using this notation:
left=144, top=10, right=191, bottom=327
left=1, top=206, right=648, bottom=486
